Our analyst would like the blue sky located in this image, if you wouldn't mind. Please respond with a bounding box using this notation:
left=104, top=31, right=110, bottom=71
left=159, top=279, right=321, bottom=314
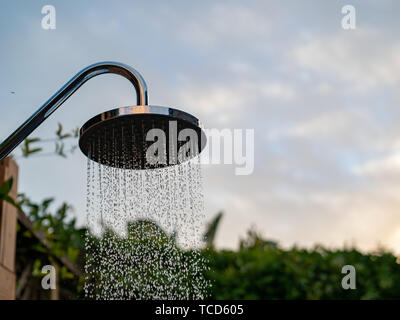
left=1, top=0, right=400, bottom=252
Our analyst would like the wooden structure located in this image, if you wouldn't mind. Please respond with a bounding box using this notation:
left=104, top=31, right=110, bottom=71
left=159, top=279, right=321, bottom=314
left=0, top=157, right=18, bottom=299
left=0, top=157, right=82, bottom=300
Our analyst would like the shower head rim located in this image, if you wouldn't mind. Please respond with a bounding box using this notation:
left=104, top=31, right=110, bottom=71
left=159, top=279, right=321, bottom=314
left=79, top=105, right=203, bottom=139
left=78, top=105, right=206, bottom=169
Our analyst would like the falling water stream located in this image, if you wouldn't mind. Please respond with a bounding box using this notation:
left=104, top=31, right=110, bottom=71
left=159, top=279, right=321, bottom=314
left=83, top=127, right=210, bottom=299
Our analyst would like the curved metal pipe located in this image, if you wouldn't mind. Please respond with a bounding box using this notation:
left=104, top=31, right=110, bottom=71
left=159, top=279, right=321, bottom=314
left=0, top=61, right=148, bottom=161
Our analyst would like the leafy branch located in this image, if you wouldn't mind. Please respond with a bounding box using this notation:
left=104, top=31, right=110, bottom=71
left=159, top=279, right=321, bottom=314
left=20, top=122, right=79, bottom=158
left=0, top=177, right=21, bottom=210
left=203, top=211, right=223, bottom=249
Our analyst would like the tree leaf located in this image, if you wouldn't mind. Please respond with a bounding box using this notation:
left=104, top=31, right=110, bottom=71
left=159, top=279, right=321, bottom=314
left=21, top=137, right=42, bottom=157
left=0, top=177, right=13, bottom=197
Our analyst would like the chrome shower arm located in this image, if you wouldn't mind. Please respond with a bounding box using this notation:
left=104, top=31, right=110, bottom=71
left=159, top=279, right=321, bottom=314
left=0, top=61, right=148, bottom=161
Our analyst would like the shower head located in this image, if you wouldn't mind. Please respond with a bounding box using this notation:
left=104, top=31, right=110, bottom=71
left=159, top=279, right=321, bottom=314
left=0, top=62, right=206, bottom=168
left=79, top=105, right=206, bottom=169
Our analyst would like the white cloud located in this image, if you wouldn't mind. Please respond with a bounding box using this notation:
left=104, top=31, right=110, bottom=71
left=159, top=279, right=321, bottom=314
left=291, top=29, right=400, bottom=91
left=354, top=152, right=400, bottom=176
left=260, top=82, right=296, bottom=101
left=266, top=110, right=365, bottom=142
left=178, top=80, right=297, bottom=125
left=179, top=3, right=273, bottom=47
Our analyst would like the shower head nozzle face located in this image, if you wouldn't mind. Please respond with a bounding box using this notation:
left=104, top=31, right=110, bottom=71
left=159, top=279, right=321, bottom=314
left=79, top=106, right=206, bottom=169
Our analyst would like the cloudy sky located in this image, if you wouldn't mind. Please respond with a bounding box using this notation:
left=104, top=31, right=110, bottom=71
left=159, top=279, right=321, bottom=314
left=1, top=0, right=400, bottom=253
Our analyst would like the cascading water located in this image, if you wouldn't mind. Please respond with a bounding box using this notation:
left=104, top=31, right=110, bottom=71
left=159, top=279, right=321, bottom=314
left=83, top=127, right=210, bottom=299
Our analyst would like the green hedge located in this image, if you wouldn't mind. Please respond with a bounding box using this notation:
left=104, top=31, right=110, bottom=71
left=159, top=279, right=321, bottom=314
left=16, top=197, right=400, bottom=299
left=205, top=230, right=400, bottom=299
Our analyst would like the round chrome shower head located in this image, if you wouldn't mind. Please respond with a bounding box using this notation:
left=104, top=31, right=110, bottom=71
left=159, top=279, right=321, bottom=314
left=79, top=105, right=206, bottom=169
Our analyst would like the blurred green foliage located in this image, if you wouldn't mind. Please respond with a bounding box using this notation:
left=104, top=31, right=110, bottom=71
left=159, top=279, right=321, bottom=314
left=205, top=228, right=400, bottom=299
left=18, top=195, right=86, bottom=264
left=14, top=198, right=400, bottom=299
left=16, top=196, right=86, bottom=298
